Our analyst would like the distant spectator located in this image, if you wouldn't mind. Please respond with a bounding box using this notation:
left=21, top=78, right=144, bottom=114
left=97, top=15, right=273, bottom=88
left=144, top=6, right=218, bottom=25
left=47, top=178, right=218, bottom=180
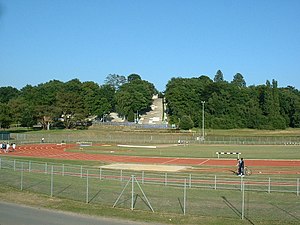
left=2, top=143, right=7, bottom=153
left=6, top=143, right=10, bottom=153
left=12, top=143, right=16, bottom=152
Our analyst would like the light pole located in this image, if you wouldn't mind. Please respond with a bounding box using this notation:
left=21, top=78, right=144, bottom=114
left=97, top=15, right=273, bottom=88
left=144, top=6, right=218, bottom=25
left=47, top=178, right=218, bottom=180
left=201, top=101, right=205, bottom=140
left=136, top=110, right=139, bottom=123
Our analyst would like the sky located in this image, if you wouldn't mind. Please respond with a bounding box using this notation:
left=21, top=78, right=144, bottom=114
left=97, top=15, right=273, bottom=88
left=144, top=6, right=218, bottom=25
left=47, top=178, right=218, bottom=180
left=0, top=0, right=300, bottom=92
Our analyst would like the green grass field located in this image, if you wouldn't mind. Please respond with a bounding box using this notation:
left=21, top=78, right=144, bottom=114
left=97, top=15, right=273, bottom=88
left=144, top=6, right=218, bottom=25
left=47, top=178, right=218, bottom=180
left=69, top=143, right=300, bottom=160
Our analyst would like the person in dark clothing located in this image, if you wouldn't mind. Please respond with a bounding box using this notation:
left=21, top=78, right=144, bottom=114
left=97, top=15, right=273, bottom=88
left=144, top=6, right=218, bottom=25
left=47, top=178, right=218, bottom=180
left=238, top=158, right=245, bottom=176
left=236, top=159, right=241, bottom=175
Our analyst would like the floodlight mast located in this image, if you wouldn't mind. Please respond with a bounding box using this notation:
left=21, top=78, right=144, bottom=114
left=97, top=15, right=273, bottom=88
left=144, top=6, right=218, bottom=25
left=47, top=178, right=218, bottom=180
left=201, top=101, right=205, bottom=140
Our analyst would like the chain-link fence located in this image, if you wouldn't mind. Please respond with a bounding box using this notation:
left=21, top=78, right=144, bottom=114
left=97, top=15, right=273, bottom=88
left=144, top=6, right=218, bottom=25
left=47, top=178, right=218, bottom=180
left=8, top=130, right=300, bottom=146
left=0, top=158, right=299, bottom=222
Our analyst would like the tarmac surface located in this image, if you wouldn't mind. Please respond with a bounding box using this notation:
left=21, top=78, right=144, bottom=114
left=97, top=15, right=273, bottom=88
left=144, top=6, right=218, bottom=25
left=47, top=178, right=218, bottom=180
left=0, top=201, right=162, bottom=225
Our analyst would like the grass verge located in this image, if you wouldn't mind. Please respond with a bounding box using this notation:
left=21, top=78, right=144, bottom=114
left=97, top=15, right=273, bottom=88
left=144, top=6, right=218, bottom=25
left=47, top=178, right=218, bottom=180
left=0, top=184, right=257, bottom=225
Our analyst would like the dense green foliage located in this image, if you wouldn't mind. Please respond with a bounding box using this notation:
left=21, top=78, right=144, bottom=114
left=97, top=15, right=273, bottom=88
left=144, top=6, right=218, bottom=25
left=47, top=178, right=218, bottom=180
left=0, top=74, right=156, bottom=129
left=115, top=78, right=157, bottom=121
left=1, top=70, right=300, bottom=130
left=165, top=71, right=300, bottom=129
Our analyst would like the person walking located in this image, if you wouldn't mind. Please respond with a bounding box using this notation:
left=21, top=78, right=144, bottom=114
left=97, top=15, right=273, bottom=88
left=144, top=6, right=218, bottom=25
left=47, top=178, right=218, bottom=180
left=236, top=158, right=241, bottom=175
left=239, top=158, right=245, bottom=177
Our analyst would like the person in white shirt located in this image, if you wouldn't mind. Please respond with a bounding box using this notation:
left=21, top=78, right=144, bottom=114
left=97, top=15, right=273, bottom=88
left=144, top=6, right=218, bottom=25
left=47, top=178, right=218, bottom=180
left=12, top=143, right=16, bottom=151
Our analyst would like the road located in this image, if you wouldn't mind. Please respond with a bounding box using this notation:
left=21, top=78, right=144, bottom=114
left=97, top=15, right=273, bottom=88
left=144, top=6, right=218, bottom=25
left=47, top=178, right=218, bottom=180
left=0, top=202, right=159, bottom=225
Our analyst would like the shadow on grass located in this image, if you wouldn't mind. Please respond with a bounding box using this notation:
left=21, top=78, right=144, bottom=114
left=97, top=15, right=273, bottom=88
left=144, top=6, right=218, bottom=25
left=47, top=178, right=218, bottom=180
left=23, top=180, right=45, bottom=191
left=55, top=184, right=72, bottom=196
left=113, top=194, right=153, bottom=212
left=221, top=196, right=240, bottom=217
left=271, top=203, right=300, bottom=222
left=113, top=195, right=131, bottom=208
left=88, top=189, right=102, bottom=203
left=178, top=197, right=184, bottom=214
left=221, top=196, right=255, bottom=225
left=229, top=169, right=238, bottom=175
left=135, top=194, right=153, bottom=212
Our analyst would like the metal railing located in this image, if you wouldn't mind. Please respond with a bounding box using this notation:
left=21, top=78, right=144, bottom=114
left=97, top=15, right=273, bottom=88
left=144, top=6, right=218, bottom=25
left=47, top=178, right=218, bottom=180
left=1, top=157, right=299, bottom=222
left=1, top=158, right=299, bottom=195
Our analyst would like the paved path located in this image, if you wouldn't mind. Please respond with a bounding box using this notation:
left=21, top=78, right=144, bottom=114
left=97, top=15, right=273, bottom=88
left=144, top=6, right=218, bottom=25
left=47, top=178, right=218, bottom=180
left=139, top=97, right=163, bottom=124
left=0, top=201, right=160, bottom=225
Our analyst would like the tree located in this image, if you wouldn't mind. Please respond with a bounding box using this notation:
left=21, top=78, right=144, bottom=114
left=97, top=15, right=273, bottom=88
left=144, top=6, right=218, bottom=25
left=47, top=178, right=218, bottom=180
left=165, top=74, right=288, bottom=130
left=179, top=115, right=194, bottom=130
left=254, top=80, right=286, bottom=129
left=81, top=81, right=101, bottom=116
left=231, top=73, right=246, bottom=87
left=128, top=74, right=141, bottom=82
left=0, top=103, right=12, bottom=128
left=165, top=77, right=204, bottom=126
left=105, top=74, right=127, bottom=90
left=20, top=106, right=37, bottom=128
left=0, top=86, right=20, bottom=103
left=280, top=87, right=300, bottom=127
left=115, top=78, right=156, bottom=119
left=258, top=81, right=273, bottom=116
left=127, top=110, right=135, bottom=122
left=98, top=84, right=115, bottom=115
left=7, top=96, right=26, bottom=125
left=214, top=70, right=224, bottom=83
left=1, top=70, right=300, bottom=130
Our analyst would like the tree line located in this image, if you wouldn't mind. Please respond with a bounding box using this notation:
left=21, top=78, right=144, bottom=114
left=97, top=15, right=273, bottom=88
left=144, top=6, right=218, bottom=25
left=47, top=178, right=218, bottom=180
left=0, top=74, right=157, bottom=129
left=166, top=70, right=300, bottom=130
left=0, top=70, right=300, bottom=130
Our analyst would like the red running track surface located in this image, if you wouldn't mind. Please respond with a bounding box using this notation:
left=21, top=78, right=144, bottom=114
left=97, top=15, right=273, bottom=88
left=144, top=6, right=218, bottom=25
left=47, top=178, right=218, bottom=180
left=2, top=144, right=300, bottom=168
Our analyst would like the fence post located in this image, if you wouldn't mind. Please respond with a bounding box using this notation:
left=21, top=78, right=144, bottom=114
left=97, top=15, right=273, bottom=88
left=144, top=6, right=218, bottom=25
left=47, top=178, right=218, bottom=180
left=189, top=174, right=192, bottom=188
left=86, top=170, right=89, bottom=203
left=29, top=161, right=31, bottom=172
left=240, top=176, right=243, bottom=191
left=164, top=173, right=167, bottom=186
left=80, top=166, right=83, bottom=178
left=120, top=169, right=123, bottom=182
left=183, top=179, right=187, bottom=215
left=268, top=178, right=271, bottom=193
left=62, top=164, right=64, bottom=176
left=99, top=168, right=102, bottom=180
left=50, top=165, right=53, bottom=197
left=214, top=175, right=217, bottom=190
left=241, top=181, right=245, bottom=220
left=14, top=159, right=16, bottom=171
left=142, top=171, right=144, bottom=184
left=45, top=163, right=48, bottom=174
left=20, top=162, right=24, bottom=191
left=297, top=178, right=299, bottom=196
left=131, top=175, right=134, bottom=210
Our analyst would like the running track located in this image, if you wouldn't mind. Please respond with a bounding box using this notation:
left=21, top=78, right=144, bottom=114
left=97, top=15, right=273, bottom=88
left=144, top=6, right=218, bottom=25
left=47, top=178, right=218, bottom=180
left=2, top=144, right=300, bottom=169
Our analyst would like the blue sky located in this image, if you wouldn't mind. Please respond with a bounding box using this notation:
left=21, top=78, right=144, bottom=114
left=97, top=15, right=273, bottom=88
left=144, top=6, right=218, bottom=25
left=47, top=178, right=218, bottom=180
left=0, top=0, right=300, bottom=91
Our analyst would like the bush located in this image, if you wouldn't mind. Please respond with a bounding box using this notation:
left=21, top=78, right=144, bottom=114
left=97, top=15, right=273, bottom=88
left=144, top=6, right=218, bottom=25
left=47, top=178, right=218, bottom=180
left=179, top=115, right=194, bottom=130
